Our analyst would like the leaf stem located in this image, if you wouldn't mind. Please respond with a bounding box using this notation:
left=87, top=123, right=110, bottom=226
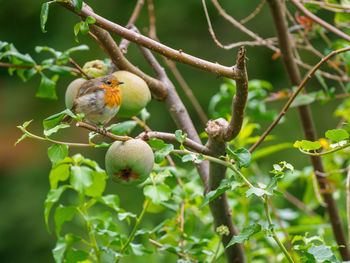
left=115, top=199, right=150, bottom=262
left=298, top=143, right=350, bottom=156
left=263, top=197, right=295, bottom=263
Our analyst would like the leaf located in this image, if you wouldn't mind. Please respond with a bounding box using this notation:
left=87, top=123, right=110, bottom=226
left=147, top=138, right=165, bottom=148
left=48, top=144, right=69, bottom=166
left=97, top=194, right=120, bottom=212
left=325, top=129, right=349, bottom=143
left=144, top=184, right=172, bottom=204
left=54, top=205, right=77, bottom=237
left=175, top=130, right=187, bottom=143
left=307, top=245, right=340, bottom=263
left=109, top=120, right=137, bottom=136
left=245, top=187, right=271, bottom=198
left=14, top=134, right=28, bottom=146
left=130, top=243, right=152, bottom=256
left=290, top=94, right=315, bottom=108
left=85, top=16, right=96, bottom=24
left=44, top=124, right=70, bottom=137
left=65, top=248, right=89, bottom=263
left=43, top=109, right=74, bottom=131
left=52, top=237, right=67, bottom=263
left=40, top=2, right=50, bottom=33
left=70, top=166, right=94, bottom=194
left=226, top=146, right=251, bottom=168
left=154, top=144, right=174, bottom=163
left=181, top=154, right=204, bottom=164
left=227, top=224, right=262, bottom=247
left=85, top=171, right=107, bottom=197
left=0, top=50, right=36, bottom=65
left=49, top=65, right=71, bottom=75
left=300, top=140, right=321, bottom=151
left=49, top=164, right=71, bottom=189
left=79, top=21, right=89, bottom=35
left=44, top=185, right=69, bottom=231
left=36, top=74, right=57, bottom=99
left=72, top=0, right=83, bottom=12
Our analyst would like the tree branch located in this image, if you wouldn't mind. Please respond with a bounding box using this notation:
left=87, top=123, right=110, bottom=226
left=76, top=122, right=132, bottom=141
left=224, top=46, right=248, bottom=141
left=57, top=1, right=239, bottom=79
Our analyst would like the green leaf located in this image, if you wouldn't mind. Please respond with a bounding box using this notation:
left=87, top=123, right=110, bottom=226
left=147, top=138, right=165, bottom=148
left=226, top=146, right=251, bottom=168
left=49, top=164, right=71, bottom=189
left=65, top=248, right=89, bottom=263
left=54, top=205, right=77, bottom=237
left=43, top=109, right=74, bottom=131
left=36, top=74, right=57, bottom=99
left=44, top=185, right=69, bottom=231
left=73, top=23, right=81, bottom=42
left=49, top=65, right=71, bottom=75
left=85, top=16, right=96, bottom=24
left=44, top=124, right=70, bottom=137
left=48, top=144, right=69, bottom=166
left=154, top=144, right=174, bottom=163
left=0, top=41, right=8, bottom=51
left=290, top=94, right=315, bottom=108
left=72, top=0, right=83, bottom=12
left=181, top=154, right=204, bottom=164
left=52, top=237, right=67, bottom=263
left=307, top=245, right=340, bottom=263
left=40, top=2, right=50, bottom=33
left=109, top=120, right=137, bottom=136
left=85, top=171, right=107, bottom=197
left=245, top=187, right=271, bottom=198
left=0, top=50, right=36, bottom=66
left=70, top=166, right=94, bottom=194
left=144, top=184, right=172, bottom=204
left=227, top=224, right=262, bottom=247
left=299, top=140, right=321, bottom=151
left=130, top=243, right=152, bottom=256
left=79, top=21, right=89, bottom=35
left=97, top=194, right=120, bottom=212
left=325, top=129, right=349, bottom=143
left=14, top=134, right=27, bottom=146
left=175, top=130, right=187, bottom=143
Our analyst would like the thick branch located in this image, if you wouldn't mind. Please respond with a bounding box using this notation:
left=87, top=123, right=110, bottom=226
left=137, top=131, right=210, bottom=154
left=224, top=46, right=248, bottom=141
left=58, top=1, right=239, bottom=79
left=88, top=24, right=168, bottom=100
left=290, top=0, right=350, bottom=42
left=266, top=0, right=350, bottom=260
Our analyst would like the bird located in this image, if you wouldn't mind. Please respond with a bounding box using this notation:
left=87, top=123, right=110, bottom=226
left=63, top=75, right=123, bottom=127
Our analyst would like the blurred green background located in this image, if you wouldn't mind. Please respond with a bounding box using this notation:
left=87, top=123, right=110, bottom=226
left=0, top=0, right=344, bottom=262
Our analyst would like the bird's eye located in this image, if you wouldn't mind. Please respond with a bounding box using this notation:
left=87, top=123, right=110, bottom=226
left=106, top=80, right=112, bottom=85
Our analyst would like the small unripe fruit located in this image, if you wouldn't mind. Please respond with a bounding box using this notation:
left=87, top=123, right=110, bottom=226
left=82, top=60, right=108, bottom=78
left=112, top=71, right=151, bottom=118
left=65, top=78, right=86, bottom=109
left=105, top=139, right=154, bottom=186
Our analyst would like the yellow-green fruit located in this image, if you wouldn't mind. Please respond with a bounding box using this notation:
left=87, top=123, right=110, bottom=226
left=105, top=139, right=154, bottom=186
left=65, top=78, right=86, bottom=109
left=112, top=71, right=151, bottom=118
left=82, top=60, right=108, bottom=78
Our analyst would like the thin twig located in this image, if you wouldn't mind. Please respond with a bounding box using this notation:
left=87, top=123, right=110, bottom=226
left=347, top=167, right=350, bottom=244
left=119, top=0, right=145, bottom=54
left=249, top=46, right=350, bottom=152
left=298, top=143, right=350, bottom=156
left=149, top=239, right=198, bottom=263
left=240, top=0, right=266, bottom=24
left=76, top=122, right=132, bottom=141
left=69, top=58, right=93, bottom=79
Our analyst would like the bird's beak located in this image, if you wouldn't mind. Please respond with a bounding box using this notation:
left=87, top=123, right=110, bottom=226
left=117, top=81, right=124, bottom=85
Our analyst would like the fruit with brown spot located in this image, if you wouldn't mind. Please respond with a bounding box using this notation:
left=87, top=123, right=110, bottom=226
left=105, top=139, right=154, bottom=186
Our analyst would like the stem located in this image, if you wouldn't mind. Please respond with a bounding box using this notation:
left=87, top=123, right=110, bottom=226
left=81, top=202, right=101, bottom=263
left=210, top=238, right=222, bottom=263
left=264, top=197, right=295, bottom=263
left=18, top=126, right=94, bottom=147
left=298, top=143, right=350, bottom=156
left=115, top=199, right=150, bottom=262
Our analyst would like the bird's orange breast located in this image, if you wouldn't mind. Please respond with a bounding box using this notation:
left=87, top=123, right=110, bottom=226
left=100, top=84, right=122, bottom=108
